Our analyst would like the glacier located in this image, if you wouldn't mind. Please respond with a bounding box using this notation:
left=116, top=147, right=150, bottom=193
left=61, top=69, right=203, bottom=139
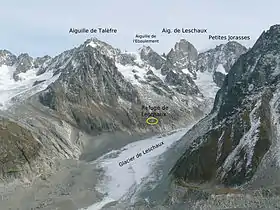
left=82, top=127, right=191, bottom=210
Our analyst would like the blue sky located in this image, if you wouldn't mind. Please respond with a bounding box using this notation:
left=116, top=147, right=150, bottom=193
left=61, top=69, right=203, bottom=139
left=0, top=0, right=279, bottom=57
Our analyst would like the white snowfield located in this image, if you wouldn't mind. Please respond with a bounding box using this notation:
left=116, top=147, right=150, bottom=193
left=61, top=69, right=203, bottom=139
left=115, top=50, right=165, bottom=86
left=82, top=127, right=191, bottom=210
left=0, top=65, right=59, bottom=110
left=216, top=64, right=226, bottom=74
left=195, top=71, right=220, bottom=100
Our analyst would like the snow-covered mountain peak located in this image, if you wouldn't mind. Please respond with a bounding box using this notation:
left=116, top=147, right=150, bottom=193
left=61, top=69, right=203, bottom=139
left=138, top=45, right=153, bottom=55
left=84, top=38, right=121, bottom=58
left=165, top=39, right=199, bottom=78
left=174, top=39, right=197, bottom=55
left=0, top=49, right=14, bottom=59
left=197, top=42, right=247, bottom=72
left=15, top=53, right=34, bottom=75
left=168, top=39, right=198, bottom=61
left=85, top=37, right=107, bottom=45
left=0, top=50, right=17, bottom=66
left=181, top=41, right=247, bottom=109
left=137, top=46, right=165, bottom=70
left=216, top=41, right=245, bottom=49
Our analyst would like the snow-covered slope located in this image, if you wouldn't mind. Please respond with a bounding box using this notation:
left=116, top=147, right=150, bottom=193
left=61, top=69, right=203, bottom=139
left=0, top=52, right=59, bottom=110
left=0, top=64, right=59, bottom=109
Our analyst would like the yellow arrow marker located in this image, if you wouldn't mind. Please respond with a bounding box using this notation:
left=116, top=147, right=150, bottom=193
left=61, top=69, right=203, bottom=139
left=146, top=117, right=159, bottom=125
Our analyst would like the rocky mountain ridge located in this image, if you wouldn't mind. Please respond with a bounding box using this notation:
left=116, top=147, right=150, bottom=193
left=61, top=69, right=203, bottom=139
left=170, top=24, right=280, bottom=190
left=196, top=41, right=247, bottom=87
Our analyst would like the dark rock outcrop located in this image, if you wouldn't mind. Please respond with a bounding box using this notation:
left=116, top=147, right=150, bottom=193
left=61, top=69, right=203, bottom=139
left=0, top=118, right=41, bottom=182
left=139, top=46, right=165, bottom=70
left=213, top=71, right=226, bottom=88
left=166, top=39, right=198, bottom=78
left=165, top=71, right=200, bottom=95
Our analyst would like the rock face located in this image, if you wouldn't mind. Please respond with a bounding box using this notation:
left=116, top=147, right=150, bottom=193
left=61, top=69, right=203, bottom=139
left=34, top=55, right=52, bottom=69
left=197, top=42, right=247, bottom=73
left=170, top=24, right=280, bottom=187
left=0, top=110, right=83, bottom=182
left=165, top=70, right=199, bottom=95
left=0, top=118, right=41, bottom=182
left=39, top=42, right=143, bottom=135
left=139, top=46, right=165, bottom=70
left=166, top=39, right=198, bottom=77
left=167, top=39, right=198, bottom=63
left=213, top=71, right=225, bottom=87
left=196, top=41, right=247, bottom=87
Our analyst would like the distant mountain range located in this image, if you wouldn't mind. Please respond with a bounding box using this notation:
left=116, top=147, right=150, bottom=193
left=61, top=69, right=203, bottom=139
left=0, top=34, right=246, bottom=183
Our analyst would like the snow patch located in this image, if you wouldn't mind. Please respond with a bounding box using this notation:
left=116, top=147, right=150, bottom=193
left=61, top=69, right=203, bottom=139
left=116, top=60, right=165, bottom=85
left=80, top=197, right=115, bottom=210
left=195, top=71, right=220, bottom=100
left=216, top=64, right=226, bottom=74
left=249, top=55, right=261, bottom=73
left=221, top=100, right=261, bottom=177
left=87, top=42, right=98, bottom=48
left=217, top=131, right=225, bottom=161
left=149, top=66, right=166, bottom=82
left=181, top=68, right=192, bottom=76
left=86, top=40, right=117, bottom=58
left=272, top=57, right=280, bottom=76
left=115, top=63, right=145, bottom=85
left=269, top=86, right=280, bottom=166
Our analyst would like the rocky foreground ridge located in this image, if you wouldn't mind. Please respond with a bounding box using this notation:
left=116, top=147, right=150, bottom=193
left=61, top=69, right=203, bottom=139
left=170, top=24, right=280, bottom=190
